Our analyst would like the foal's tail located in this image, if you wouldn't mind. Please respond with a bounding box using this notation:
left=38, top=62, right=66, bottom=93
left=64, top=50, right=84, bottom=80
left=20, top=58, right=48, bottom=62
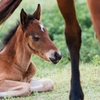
left=0, top=0, right=22, bottom=25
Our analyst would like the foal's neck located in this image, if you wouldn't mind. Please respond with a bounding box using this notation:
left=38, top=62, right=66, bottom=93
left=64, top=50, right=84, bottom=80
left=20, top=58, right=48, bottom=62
left=14, top=26, right=32, bottom=68
left=0, top=26, right=32, bottom=71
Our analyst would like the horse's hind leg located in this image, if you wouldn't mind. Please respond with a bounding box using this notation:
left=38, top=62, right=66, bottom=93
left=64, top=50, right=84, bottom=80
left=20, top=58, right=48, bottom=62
left=57, top=0, right=84, bottom=100
left=0, top=0, right=22, bottom=24
left=0, top=80, right=32, bottom=98
left=87, top=0, right=100, bottom=41
left=30, top=78, right=54, bottom=92
left=66, top=26, right=84, bottom=100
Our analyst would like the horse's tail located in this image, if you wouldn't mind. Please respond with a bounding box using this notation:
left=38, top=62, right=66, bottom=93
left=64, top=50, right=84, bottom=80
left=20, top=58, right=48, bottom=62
left=0, top=0, right=22, bottom=25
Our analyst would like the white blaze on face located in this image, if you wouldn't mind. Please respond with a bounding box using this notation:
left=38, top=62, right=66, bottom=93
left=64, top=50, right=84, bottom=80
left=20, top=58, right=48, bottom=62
left=39, top=23, right=45, bottom=32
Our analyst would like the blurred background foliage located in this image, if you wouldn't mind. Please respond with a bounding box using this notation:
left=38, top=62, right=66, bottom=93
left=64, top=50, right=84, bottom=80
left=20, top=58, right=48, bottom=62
left=0, top=0, right=100, bottom=65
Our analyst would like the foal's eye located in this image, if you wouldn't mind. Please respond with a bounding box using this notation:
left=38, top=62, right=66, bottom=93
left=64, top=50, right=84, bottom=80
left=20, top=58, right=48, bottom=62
left=30, top=35, right=39, bottom=41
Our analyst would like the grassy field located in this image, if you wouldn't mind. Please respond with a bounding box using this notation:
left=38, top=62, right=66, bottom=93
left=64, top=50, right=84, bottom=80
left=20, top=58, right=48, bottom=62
left=1, top=62, right=100, bottom=100
left=0, top=0, right=100, bottom=100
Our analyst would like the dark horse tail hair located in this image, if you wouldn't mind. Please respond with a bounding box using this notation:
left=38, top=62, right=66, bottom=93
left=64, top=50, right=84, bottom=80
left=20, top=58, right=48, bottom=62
left=0, top=0, right=22, bottom=25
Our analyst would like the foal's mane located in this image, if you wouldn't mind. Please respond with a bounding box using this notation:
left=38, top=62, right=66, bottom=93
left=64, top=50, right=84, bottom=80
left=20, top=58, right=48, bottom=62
left=2, top=15, right=34, bottom=46
left=2, top=23, right=19, bottom=46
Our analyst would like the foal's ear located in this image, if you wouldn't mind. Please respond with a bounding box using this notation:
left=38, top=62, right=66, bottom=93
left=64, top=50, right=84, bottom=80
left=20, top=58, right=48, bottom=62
left=33, top=4, right=41, bottom=20
left=20, top=9, right=28, bottom=27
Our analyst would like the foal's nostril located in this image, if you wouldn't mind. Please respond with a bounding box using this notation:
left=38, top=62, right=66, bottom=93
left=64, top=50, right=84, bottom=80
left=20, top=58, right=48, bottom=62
left=54, top=52, right=62, bottom=60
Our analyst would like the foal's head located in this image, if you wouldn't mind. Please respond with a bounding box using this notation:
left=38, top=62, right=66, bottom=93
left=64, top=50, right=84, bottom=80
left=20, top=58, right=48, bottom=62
left=20, top=4, right=62, bottom=64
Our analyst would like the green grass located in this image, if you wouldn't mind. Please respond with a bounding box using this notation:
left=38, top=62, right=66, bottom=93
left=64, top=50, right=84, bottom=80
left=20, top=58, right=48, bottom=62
left=1, top=61, right=100, bottom=100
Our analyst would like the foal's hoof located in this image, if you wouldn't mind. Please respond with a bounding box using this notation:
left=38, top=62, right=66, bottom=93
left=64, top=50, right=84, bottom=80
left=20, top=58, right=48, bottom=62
left=41, top=78, right=54, bottom=91
left=30, top=78, right=54, bottom=92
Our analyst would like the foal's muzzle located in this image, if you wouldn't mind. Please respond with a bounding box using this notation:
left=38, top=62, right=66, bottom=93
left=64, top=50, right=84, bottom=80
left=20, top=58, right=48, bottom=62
left=49, top=52, right=62, bottom=64
left=45, top=50, right=62, bottom=64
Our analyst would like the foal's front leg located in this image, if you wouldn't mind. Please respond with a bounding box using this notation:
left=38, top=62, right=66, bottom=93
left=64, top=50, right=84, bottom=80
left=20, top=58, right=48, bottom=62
left=22, top=62, right=54, bottom=92
left=30, top=78, right=54, bottom=92
left=22, top=62, right=36, bottom=82
left=0, top=80, right=32, bottom=98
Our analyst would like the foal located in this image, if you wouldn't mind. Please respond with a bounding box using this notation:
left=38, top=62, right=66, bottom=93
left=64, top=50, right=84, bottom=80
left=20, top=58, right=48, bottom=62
left=0, top=4, right=62, bottom=97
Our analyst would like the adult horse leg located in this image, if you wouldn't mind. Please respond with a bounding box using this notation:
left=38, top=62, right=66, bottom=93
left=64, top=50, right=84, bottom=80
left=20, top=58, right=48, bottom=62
left=57, top=0, right=84, bottom=100
left=87, top=0, right=100, bottom=41
left=0, top=0, right=22, bottom=24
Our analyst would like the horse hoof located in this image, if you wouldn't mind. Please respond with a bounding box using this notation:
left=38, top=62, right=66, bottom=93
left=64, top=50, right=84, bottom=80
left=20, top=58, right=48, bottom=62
left=69, top=88, right=84, bottom=100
